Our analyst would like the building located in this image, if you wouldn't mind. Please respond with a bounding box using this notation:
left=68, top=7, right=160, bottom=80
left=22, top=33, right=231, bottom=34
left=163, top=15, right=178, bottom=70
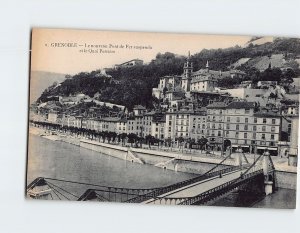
left=206, top=101, right=282, bottom=155
left=143, top=111, right=155, bottom=137
left=152, top=52, right=245, bottom=100
left=252, top=110, right=282, bottom=155
left=222, top=102, right=257, bottom=153
left=190, top=76, right=217, bottom=92
left=189, top=108, right=207, bottom=141
left=151, top=113, right=166, bottom=139
left=115, top=59, right=143, bottom=68
left=219, top=88, right=269, bottom=106
left=206, top=102, right=227, bottom=151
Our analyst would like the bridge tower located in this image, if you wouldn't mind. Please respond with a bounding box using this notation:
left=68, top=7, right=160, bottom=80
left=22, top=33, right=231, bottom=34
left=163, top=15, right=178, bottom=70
left=262, top=149, right=276, bottom=195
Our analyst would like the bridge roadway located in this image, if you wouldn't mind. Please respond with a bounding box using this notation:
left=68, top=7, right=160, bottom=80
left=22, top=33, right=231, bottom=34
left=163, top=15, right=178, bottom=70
left=143, top=167, right=254, bottom=205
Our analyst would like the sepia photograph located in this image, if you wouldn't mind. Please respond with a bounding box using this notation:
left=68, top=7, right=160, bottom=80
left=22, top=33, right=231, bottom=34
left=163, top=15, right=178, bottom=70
left=27, top=28, right=299, bottom=208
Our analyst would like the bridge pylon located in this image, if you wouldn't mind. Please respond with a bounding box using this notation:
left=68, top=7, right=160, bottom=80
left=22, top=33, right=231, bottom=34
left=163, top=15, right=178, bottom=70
left=262, top=149, right=276, bottom=195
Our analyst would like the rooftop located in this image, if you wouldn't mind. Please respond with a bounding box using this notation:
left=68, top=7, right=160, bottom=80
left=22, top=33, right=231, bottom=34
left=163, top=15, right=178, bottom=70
left=101, top=117, right=123, bottom=122
left=133, top=105, right=146, bottom=110
left=254, top=111, right=281, bottom=118
left=226, top=101, right=256, bottom=109
left=206, top=102, right=227, bottom=109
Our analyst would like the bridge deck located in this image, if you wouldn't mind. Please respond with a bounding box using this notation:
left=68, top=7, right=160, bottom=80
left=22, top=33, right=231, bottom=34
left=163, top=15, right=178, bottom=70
left=144, top=168, right=251, bottom=204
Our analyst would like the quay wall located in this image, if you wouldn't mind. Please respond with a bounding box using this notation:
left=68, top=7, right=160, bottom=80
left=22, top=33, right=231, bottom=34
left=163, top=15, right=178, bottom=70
left=80, top=140, right=235, bottom=175
left=79, top=140, right=297, bottom=190
left=275, top=170, right=297, bottom=190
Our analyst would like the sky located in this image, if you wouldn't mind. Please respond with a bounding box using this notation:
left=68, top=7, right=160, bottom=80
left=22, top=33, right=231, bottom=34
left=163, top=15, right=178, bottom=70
left=31, top=28, right=254, bottom=75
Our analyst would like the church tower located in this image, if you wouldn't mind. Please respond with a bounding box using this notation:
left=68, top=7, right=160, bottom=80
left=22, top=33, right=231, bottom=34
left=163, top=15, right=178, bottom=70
left=206, top=60, right=209, bottom=72
left=182, top=51, right=193, bottom=92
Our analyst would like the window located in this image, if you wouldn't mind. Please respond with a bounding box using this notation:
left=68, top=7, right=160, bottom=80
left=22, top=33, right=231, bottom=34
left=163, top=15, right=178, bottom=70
left=235, top=132, right=239, bottom=138
left=226, top=131, right=229, bottom=135
left=226, top=124, right=230, bottom=129
left=212, top=124, right=215, bottom=129
left=202, top=124, right=205, bottom=129
left=270, top=142, right=275, bottom=146
left=253, top=133, right=256, bottom=139
left=236, top=125, right=239, bottom=130
left=237, top=117, right=240, bottom=122
left=245, top=118, right=248, bottom=123
left=262, top=134, right=265, bottom=140
left=271, top=126, right=275, bottom=132
left=227, top=117, right=230, bottom=122
left=244, top=125, right=248, bottom=130
left=244, top=133, right=247, bottom=138
left=218, top=124, right=222, bottom=129
left=253, top=125, right=257, bottom=131
left=263, top=118, right=267, bottom=124
left=262, top=126, right=266, bottom=131
left=244, top=140, right=248, bottom=144
left=245, top=109, right=250, bottom=114
left=218, top=131, right=221, bottom=136
left=254, top=118, right=257, bottom=123
left=271, top=134, right=275, bottom=140
left=169, top=121, right=172, bottom=125
left=272, top=119, right=276, bottom=124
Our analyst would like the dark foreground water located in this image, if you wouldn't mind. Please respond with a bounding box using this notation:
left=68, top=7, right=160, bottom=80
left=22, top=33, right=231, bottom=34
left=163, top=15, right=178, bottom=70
left=27, top=134, right=296, bottom=208
left=27, top=134, right=196, bottom=198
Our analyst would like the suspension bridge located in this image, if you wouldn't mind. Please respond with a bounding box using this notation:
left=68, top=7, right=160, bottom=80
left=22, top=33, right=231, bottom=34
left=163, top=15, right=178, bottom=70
left=26, top=151, right=276, bottom=205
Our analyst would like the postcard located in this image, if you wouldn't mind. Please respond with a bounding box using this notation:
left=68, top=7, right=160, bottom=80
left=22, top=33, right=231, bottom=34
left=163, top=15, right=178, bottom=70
left=27, top=28, right=299, bottom=208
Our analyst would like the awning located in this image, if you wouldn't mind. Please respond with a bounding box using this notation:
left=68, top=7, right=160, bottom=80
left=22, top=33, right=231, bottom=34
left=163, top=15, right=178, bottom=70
left=257, top=146, right=266, bottom=149
left=267, top=147, right=278, bottom=151
left=241, top=145, right=250, bottom=148
left=231, top=145, right=238, bottom=147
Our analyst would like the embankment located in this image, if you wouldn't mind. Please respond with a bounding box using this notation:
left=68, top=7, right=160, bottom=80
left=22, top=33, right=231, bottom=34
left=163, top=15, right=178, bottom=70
left=79, top=139, right=297, bottom=190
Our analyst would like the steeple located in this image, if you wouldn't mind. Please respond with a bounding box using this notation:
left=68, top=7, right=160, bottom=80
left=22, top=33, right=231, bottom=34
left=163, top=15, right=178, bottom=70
left=183, top=51, right=193, bottom=78
left=206, top=60, right=209, bottom=72
left=182, top=51, right=193, bottom=92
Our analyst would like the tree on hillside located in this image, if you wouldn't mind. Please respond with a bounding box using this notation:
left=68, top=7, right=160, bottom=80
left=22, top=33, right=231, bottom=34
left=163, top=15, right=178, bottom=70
left=260, top=67, right=283, bottom=83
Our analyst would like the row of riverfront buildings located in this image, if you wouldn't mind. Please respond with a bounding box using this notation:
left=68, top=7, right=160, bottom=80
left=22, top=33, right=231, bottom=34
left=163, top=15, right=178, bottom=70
left=31, top=101, right=299, bottom=157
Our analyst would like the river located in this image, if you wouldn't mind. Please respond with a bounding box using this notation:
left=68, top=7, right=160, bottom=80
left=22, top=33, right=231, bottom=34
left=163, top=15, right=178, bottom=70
left=27, top=134, right=196, bottom=197
left=27, top=134, right=296, bottom=208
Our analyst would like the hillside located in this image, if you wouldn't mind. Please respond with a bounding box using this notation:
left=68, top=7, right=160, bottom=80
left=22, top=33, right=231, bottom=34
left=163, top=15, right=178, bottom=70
left=30, top=71, right=66, bottom=103
left=36, top=38, right=300, bottom=109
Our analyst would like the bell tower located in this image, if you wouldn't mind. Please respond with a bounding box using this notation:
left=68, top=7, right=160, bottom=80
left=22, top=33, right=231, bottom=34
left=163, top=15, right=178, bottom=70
left=182, top=51, right=193, bottom=92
